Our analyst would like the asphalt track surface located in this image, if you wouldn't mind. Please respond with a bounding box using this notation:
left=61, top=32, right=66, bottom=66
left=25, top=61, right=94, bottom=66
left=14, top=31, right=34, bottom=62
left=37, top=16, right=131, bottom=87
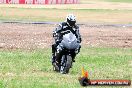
left=1, top=21, right=132, bottom=27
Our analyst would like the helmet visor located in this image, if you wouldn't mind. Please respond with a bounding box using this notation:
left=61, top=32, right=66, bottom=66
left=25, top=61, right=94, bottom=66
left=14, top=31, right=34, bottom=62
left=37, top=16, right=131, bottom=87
left=67, top=18, right=76, bottom=26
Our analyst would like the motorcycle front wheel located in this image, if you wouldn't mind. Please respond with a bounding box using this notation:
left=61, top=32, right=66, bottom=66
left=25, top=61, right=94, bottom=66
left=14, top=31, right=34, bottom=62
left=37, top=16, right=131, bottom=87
left=60, top=55, right=72, bottom=74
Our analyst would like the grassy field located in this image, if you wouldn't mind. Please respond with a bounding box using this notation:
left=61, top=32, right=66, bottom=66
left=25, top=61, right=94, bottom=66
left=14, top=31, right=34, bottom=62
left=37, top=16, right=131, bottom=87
left=0, top=7, right=132, bottom=24
left=0, top=0, right=132, bottom=24
left=0, top=47, right=131, bottom=88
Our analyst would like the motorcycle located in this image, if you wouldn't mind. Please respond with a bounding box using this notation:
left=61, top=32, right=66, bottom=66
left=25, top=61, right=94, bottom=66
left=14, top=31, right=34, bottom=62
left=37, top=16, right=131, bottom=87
left=53, top=31, right=80, bottom=74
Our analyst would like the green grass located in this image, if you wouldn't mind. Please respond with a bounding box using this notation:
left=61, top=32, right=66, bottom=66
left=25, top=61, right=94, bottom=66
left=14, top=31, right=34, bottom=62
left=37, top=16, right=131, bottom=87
left=0, top=47, right=131, bottom=88
left=0, top=7, right=132, bottom=24
left=0, top=7, right=88, bottom=22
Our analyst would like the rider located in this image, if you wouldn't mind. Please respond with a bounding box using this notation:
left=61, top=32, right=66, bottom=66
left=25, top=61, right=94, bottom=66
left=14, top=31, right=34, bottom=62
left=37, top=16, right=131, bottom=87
left=51, top=14, right=82, bottom=64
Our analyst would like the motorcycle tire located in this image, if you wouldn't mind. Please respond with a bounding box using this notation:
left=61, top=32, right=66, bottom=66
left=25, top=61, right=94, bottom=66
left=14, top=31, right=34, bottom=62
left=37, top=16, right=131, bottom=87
left=60, top=55, right=72, bottom=74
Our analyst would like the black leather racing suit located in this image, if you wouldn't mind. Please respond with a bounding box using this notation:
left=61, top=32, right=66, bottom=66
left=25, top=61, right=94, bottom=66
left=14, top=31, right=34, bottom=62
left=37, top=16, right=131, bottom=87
left=52, top=22, right=82, bottom=63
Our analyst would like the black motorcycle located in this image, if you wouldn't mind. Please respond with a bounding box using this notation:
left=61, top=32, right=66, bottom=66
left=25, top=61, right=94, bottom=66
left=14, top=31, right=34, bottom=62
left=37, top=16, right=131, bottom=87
left=53, top=32, right=80, bottom=74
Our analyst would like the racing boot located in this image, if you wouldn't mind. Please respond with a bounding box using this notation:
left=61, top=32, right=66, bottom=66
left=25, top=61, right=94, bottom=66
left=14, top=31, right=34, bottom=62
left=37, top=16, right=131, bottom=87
left=51, top=55, right=56, bottom=64
left=72, top=53, right=76, bottom=62
left=51, top=44, right=56, bottom=64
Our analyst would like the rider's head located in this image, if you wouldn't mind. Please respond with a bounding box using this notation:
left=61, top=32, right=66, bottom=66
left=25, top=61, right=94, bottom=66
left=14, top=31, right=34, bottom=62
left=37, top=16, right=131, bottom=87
left=66, top=14, right=76, bottom=27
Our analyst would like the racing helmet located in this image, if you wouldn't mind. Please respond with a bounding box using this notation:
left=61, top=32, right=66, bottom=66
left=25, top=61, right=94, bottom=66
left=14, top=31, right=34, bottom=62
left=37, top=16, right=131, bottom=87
left=66, top=14, right=76, bottom=27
